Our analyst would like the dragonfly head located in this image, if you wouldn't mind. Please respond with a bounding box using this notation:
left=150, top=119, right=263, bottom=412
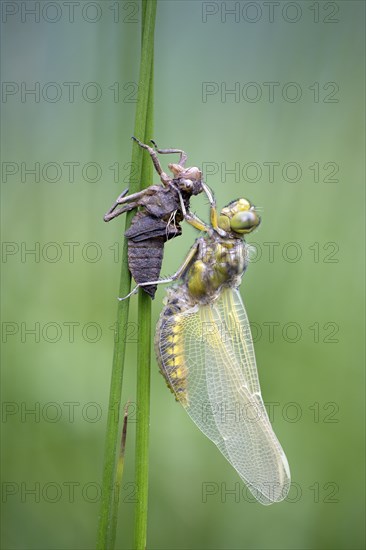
left=169, top=164, right=203, bottom=195
left=219, top=198, right=261, bottom=235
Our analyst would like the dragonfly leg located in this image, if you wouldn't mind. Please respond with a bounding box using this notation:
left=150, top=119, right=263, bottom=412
left=150, top=140, right=188, bottom=167
left=184, top=211, right=211, bottom=233
left=176, top=188, right=213, bottom=233
left=119, top=241, right=199, bottom=301
left=103, top=188, right=151, bottom=222
left=132, top=136, right=171, bottom=186
left=176, top=184, right=226, bottom=237
left=201, top=182, right=226, bottom=237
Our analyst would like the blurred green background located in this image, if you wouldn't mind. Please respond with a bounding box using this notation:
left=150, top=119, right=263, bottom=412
left=1, top=1, right=365, bottom=549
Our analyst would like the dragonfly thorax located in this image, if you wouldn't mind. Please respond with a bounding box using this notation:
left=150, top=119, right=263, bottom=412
left=185, top=236, right=249, bottom=304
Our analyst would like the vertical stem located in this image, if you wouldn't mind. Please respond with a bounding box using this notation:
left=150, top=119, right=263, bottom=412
left=134, top=54, right=154, bottom=549
left=108, top=403, right=129, bottom=549
left=134, top=290, right=151, bottom=550
left=96, top=245, right=131, bottom=550
left=97, top=1, right=157, bottom=548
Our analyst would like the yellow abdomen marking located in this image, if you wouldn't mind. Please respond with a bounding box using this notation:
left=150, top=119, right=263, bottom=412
left=158, top=313, right=188, bottom=405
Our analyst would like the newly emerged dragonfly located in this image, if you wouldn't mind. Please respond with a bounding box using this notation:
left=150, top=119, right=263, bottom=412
left=104, top=138, right=220, bottom=298
left=123, top=194, right=291, bottom=504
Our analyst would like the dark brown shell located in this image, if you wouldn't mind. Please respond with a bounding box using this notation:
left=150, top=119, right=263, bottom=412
left=122, top=184, right=196, bottom=298
left=127, top=237, right=164, bottom=298
left=125, top=210, right=182, bottom=298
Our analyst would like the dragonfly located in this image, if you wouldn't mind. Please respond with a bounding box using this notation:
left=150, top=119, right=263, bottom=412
left=104, top=138, right=221, bottom=298
left=123, top=193, right=291, bottom=505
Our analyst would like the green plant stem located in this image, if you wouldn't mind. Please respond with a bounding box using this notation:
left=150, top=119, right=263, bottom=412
left=96, top=1, right=157, bottom=548
left=134, top=291, right=152, bottom=550
left=134, top=60, right=154, bottom=550
left=96, top=242, right=131, bottom=550
left=108, top=402, right=129, bottom=549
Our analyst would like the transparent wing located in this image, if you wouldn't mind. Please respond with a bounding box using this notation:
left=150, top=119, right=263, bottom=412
left=157, top=287, right=290, bottom=505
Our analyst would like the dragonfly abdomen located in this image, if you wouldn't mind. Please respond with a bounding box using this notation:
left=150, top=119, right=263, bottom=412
left=124, top=210, right=183, bottom=299
left=155, top=290, right=191, bottom=405
left=127, top=236, right=165, bottom=298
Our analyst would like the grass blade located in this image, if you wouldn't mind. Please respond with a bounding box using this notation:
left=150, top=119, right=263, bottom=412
left=97, top=1, right=157, bottom=548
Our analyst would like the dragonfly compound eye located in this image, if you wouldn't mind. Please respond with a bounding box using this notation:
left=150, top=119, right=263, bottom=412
left=230, top=210, right=260, bottom=233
